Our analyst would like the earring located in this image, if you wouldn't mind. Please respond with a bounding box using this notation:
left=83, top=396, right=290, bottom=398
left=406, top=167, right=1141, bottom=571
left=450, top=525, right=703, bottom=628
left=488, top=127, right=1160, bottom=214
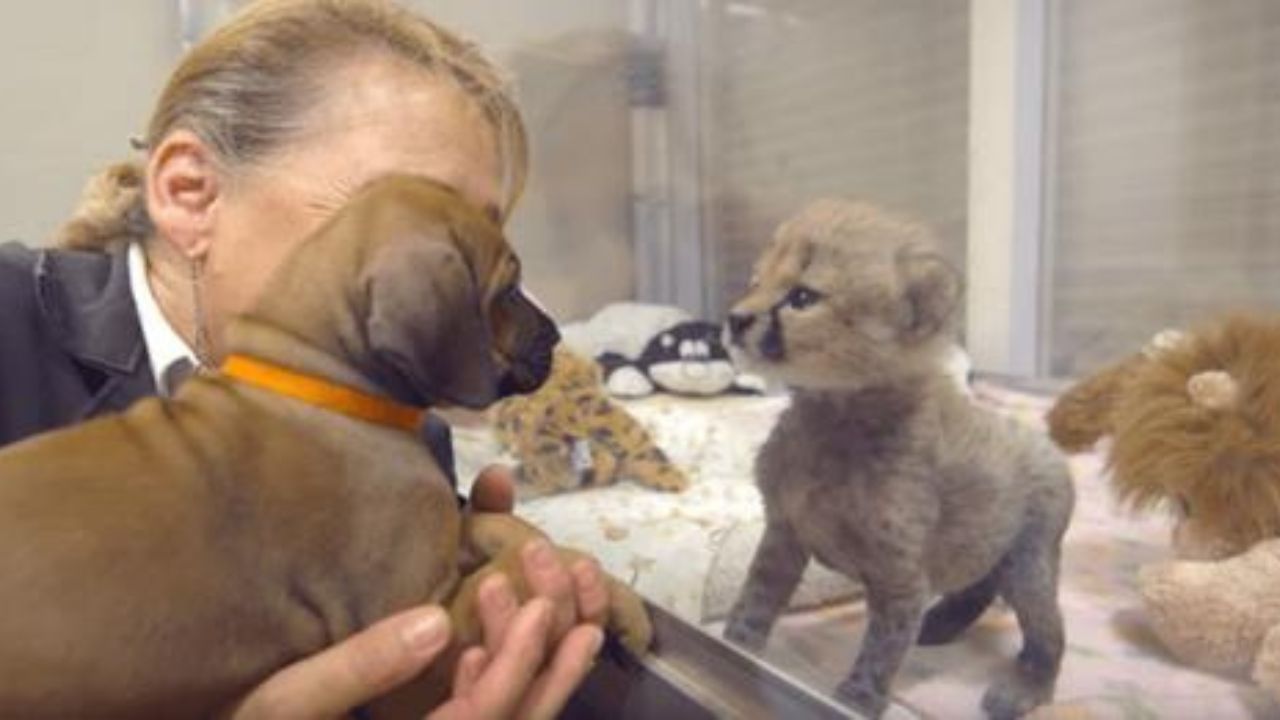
left=190, top=257, right=211, bottom=365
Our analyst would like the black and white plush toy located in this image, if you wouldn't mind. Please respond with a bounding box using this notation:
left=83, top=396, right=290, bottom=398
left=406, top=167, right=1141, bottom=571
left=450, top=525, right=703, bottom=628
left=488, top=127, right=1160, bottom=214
left=598, top=320, right=766, bottom=399
left=556, top=302, right=969, bottom=400
left=558, top=302, right=766, bottom=399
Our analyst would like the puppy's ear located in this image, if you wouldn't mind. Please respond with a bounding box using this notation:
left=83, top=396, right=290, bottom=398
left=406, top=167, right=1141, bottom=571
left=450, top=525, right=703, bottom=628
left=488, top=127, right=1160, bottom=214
left=363, top=235, right=498, bottom=408
left=896, top=246, right=962, bottom=343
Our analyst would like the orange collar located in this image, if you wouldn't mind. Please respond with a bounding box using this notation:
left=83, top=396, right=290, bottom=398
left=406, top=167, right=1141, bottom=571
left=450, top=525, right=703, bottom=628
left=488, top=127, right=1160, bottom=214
left=220, top=354, right=425, bottom=433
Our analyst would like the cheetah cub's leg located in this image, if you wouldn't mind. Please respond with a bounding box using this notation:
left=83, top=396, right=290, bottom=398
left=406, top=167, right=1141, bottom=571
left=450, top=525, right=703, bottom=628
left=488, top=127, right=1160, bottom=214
left=981, top=537, right=1065, bottom=719
left=981, top=460, right=1071, bottom=720
left=833, top=478, right=938, bottom=719
left=723, top=517, right=810, bottom=651
left=835, top=570, right=929, bottom=719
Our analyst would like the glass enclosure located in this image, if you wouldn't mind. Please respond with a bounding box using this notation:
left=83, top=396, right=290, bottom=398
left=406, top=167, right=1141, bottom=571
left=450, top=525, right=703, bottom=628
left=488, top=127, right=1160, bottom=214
left=1044, top=0, right=1280, bottom=375
left=408, top=0, right=1280, bottom=717
left=420, top=0, right=969, bottom=326
left=427, top=2, right=1279, bottom=717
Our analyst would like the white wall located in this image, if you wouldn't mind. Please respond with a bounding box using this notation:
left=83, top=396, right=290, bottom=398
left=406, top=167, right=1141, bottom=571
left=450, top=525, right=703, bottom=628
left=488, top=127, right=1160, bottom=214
left=0, top=3, right=179, bottom=246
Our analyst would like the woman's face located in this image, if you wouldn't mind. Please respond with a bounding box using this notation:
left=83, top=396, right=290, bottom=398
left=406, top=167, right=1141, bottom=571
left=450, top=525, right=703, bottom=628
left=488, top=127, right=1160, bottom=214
left=201, top=55, right=504, bottom=359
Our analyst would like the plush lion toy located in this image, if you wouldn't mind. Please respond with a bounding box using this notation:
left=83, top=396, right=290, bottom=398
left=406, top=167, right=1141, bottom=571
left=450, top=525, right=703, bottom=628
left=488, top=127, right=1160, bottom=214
left=490, top=346, right=689, bottom=498
left=1047, top=315, right=1280, bottom=701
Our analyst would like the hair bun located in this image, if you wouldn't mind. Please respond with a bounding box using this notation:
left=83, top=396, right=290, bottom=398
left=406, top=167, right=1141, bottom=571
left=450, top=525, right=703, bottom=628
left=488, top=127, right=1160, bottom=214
left=53, top=161, right=152, bottom=251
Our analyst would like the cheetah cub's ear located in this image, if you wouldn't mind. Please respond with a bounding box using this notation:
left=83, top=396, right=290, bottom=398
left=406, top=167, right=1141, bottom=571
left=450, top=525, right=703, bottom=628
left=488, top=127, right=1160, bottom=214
left=896, top=245, right=962, bottom=344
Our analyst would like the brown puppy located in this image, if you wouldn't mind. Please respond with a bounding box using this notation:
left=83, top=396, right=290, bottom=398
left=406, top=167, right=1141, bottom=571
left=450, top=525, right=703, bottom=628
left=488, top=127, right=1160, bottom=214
left=0, top=175, right=650, bottom=719
left=722, top=199, right=1073, bottom=719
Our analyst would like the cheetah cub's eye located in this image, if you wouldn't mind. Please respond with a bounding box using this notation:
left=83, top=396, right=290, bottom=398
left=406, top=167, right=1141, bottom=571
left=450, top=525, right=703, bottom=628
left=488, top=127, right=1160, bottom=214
left=785, top=285, right=822, bottom=310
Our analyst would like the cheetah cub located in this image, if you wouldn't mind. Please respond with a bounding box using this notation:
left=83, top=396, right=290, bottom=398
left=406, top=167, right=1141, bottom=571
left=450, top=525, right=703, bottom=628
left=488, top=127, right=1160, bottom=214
left=722, top=199, right=1073, bottom=719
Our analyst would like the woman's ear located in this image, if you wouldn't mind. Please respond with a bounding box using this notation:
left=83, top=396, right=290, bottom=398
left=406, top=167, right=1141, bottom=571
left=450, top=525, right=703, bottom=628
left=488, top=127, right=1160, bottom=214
left=145, top=129, right=222, bottom=259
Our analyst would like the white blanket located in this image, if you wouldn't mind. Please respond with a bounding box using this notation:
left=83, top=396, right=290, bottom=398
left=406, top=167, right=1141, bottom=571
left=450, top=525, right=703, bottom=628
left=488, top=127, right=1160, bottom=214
left=453, top=392, right=863, bottom=622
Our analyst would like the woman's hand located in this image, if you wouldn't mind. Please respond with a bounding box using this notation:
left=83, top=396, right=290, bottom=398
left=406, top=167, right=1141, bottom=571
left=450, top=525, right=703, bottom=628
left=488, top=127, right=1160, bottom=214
left=430, top=578, right=604, bottom=720
left=466, top=466, right=613, bottom=647
left=230, top=581, right=603, bottom=720
left=229, top=466, right=609, bottom=719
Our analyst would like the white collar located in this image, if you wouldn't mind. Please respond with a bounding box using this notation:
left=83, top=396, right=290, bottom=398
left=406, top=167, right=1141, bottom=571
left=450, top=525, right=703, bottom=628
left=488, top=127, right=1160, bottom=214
left=128, top=242, right=198, bottom=395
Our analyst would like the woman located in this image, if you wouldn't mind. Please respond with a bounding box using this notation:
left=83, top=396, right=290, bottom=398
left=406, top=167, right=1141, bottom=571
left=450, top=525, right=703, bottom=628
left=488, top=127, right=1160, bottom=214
left=0, top=1, right=609, bottom=717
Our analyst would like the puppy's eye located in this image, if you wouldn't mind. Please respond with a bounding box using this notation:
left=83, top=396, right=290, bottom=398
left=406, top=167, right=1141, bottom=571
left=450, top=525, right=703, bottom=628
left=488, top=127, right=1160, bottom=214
left=785, top=286, right=822, bottom=310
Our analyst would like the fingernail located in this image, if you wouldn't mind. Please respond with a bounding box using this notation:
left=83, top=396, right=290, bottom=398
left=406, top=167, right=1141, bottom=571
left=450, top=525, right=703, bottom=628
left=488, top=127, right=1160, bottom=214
left=525, top=539, right=556, bottom=569
left=402, top=608, right=449, bottom=656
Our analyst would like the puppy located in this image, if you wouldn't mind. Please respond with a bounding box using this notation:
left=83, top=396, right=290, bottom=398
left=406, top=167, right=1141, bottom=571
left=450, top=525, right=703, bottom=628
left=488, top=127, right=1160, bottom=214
left=721, top=199, right=1073, bottom=719
left=0, top=175, right=650, bottom=719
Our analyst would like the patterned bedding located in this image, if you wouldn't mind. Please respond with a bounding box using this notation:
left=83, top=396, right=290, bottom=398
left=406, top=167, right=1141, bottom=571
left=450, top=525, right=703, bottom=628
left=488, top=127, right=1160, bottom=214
left=453, top=391, right=861, bottom=622
left=453, top=381, right=1280, bottom=719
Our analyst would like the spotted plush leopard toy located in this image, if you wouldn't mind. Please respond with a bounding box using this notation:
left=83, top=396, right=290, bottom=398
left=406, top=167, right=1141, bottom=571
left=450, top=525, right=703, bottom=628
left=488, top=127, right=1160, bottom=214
left=490, top=346, right=689, bottom=497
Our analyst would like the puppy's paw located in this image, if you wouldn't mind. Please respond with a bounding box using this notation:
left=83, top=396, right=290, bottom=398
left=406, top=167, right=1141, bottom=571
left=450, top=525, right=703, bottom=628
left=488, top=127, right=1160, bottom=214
left=454, top=515, right=655, bottom=657
left=461, top=513, right=544, bottom=562
left=549, top=545, right=654, bottom=656
left=833, top=677, right=888, bottom=719
left=445, top=549, right=522, bottom=647
left=981, top=672, right=1054, bottom=720
left=606, top=577, right=654, bottom=656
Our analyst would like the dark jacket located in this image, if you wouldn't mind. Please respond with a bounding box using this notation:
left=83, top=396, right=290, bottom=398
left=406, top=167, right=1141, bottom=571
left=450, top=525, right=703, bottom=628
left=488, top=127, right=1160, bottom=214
left=0, top=241, right=456, bottom=481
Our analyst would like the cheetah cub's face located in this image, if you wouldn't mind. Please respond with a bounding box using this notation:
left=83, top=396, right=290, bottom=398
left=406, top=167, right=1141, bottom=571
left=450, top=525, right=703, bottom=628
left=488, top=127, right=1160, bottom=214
left=725, top=199, right=961, bottom=391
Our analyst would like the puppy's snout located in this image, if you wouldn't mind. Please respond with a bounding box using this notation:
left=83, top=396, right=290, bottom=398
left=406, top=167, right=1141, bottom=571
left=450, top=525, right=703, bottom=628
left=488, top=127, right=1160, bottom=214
left=727, top=313, right=755, bottom=344
left=528, top=322, right=560, bottom=378
left=497, top=294, right=560, bottom=398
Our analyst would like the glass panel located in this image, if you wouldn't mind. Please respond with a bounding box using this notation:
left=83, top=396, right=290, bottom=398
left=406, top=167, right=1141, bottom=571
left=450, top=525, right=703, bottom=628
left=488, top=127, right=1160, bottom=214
left=704, top=1, right=970, bottom=316
left=1046, top=0, right=1280, bottom=376
left=427, top=1, right=970, bottom=716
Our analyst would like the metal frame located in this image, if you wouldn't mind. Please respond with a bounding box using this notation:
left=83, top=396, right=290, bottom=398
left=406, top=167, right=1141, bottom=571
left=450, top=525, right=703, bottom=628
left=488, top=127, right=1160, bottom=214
left=566, top=601, right=877, bottom=720
left=628, top=0, right=710, bottom=319
left=965, top=0, right=1050, bottom=377
left=1037, top=0, right=1065, bottom=378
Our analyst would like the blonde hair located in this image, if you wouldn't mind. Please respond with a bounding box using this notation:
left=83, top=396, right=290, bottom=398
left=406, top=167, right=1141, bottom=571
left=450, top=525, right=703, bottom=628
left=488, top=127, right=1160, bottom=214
left=56, top=0, right=527, bottom=251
